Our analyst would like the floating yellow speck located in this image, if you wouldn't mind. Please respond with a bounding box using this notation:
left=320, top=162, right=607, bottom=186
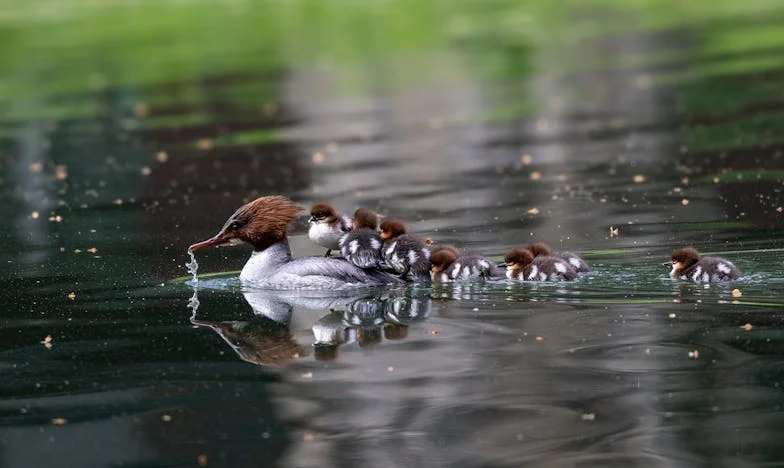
left=31, top=211, right=39, bottom=219
left=387, top=366, right=394, bottom=372
left=49, top=215, right=62, bottom=222
left=633, top=174, right=646, bottom=183
left=712, top=177, right=720, bottom=184
left=529, top=171, right=542, bottom=181
left=731, top=288, right=742, bottom=297
left=197, top=139, right=214, bottom=151
left=51, top=417, right=67, bottom=425
left=55, top=165, right=68, bottom=181
left=114, top=199, right=124, bottom=205
left=141, top=166, right=152, bottom=176
left=301, top=372, right=313, bottom=379
left=688, top=350, right=699, bottom=359
left=581, top=413, right=596, bottom=421
left=303, top=433, right=314, bottom=442
left=521, top=154, right=533, bottom=165
left=262, top=102, right=278, bottom=116
left=681, top=198, right=689, bottom=206
left=87, top=247, right=98, bottom=253
left=134, top=102, right=150, bottom=118
left=741, top=323, right=752, bottom=331
left=429, top=329, right=440, bottom=335
left=67, top=292, right=76, bottom=300
left=609, top=226, right=619, bottom=237
left=527, top=207, right=540, bottom=215
left=535, top=336, right=544, bottom=341
left=28, top=162, right=43, bottom=173
left=156, top=151, right=169, bottom=163
left=161, top=414, right=172, bottom=422
left=196, top=454, right=208, bottom=466
left=668, top=313, right=676, bottom=318
left=312, top=152, right=325, bottom=164
left=42, top=335, right=53, bottom=349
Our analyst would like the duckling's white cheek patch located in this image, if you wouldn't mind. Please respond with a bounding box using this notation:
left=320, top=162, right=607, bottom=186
left=527, top=265, right=539, bottom=280
left=506, top=269, right=514, bottom=279
left=223, top=238, right=244, bottom=247
left=569, top=258, right=581, bottom=268
left=349, top=240, right=359, bottom=254
left=555, top=262, right=567, bottom=273
left=717, top=263, right=731, bottom=274
left=370, top=239, right=381, bottom=250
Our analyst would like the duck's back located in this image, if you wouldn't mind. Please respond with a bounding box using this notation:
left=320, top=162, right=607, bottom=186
left=552, top=251, right=589, bottom=273
left=522, top=256, right=577, bottom=281
left=682, top=257, right=741, bottom=282
left=339, top=228, right=384, bottom=269
left=267, top=257, right=403, bottom=289
left=445, top=255, right=502, bottom=280
left=382, top=235, right=430, bottom=279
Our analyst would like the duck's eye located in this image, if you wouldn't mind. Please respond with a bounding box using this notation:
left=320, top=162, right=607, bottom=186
left=229, top=221, right=243, bottom=230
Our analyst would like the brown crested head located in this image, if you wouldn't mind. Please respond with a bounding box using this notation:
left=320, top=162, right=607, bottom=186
left=430, top=248, right=458, bottom=273
left=671, top=247, right=700, bottom=270
left=524, top=242, right=551, bottom=257
left=353, top=208, right=379, bottom=230
left=380, top=219, right=406, bottom=240
left=189, top=195, right=302, bottom=252
left=505, top=248, right=534, bottom=267
left=190, top=317, right=307, bottom=367
left=429, top=244, right=460, bottom=257
left=309, top=202, right=338, bottom=223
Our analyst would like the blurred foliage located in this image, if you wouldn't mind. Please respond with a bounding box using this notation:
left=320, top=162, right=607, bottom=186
left=0, top=0, right=783, bottom=150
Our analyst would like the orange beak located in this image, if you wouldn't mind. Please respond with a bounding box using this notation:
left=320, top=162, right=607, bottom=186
left=189, top=229, right=233, bottom=251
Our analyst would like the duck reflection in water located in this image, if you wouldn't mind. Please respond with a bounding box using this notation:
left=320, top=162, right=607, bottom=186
left=189, top=287, right=432, bottom=366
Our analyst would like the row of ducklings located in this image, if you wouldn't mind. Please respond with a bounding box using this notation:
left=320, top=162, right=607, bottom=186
left=308, top=202, right=743, bottom=283
left=307, top=202, right=590, bottom=282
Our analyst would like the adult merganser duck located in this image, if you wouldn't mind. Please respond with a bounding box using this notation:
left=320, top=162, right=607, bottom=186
left=525, top=242, right=589, bottom=273
left=430, top=247, right=502, bottom=281
left=379, top=220, right=431, bottom=281
left=504, top=248, right=577, bottom=281
left=189, top=196, right=402, bottom=289
left=308, top=202, right=352, bottom=257
left=339, top=208, right=384, bottom=269
left=668, top=247, right=742, bottom=282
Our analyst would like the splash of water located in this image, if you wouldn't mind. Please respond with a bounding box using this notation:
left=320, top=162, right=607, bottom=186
left=187, top=289, right=200, bottom=320
left=186, top=250, right=199, bottom=283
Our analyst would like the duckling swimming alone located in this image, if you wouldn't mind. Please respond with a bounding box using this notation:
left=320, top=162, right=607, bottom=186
left=668, top=247, right=741, bottom=282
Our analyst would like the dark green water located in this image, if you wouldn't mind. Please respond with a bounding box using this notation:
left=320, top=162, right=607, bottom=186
left=2, top=1, right=784, bottom=467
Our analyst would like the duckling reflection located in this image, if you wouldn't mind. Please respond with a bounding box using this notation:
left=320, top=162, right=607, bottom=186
left=189, top=287, right=433, bottom=365
left=309, top=291, right=433, bottom=360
